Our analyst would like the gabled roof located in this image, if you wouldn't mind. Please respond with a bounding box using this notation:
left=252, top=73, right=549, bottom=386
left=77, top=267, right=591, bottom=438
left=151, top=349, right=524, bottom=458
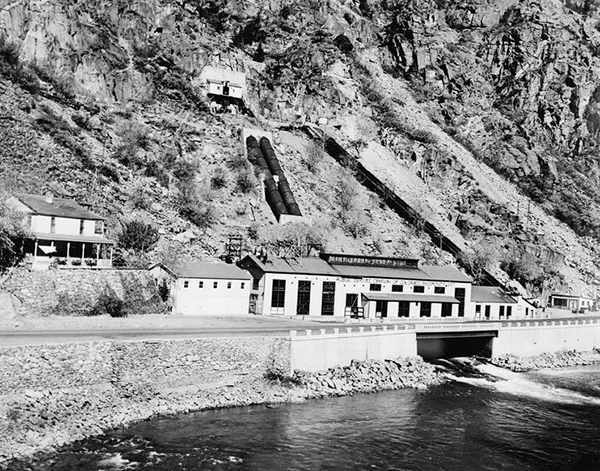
left=171, top=261, right=251, bottom=280
left=239, top=254, right=339, bottom=276
left=471, top=286, right=516, bottom=304
left=15, top=194, right=104, bottom=220
left=239, top=254, right=472, bottom=283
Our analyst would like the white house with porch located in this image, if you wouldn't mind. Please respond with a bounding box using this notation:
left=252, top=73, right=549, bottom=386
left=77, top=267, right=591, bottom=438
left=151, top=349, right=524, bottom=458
left=238, top=253, right=474, bottom=320
left=7, top=193, right=114, bottom=270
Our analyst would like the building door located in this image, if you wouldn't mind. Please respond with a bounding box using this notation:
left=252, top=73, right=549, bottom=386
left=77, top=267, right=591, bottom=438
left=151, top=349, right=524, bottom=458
left=296, top=281, right=311, bottom=315
left=375, top=300, right=388, bottom=318
left=345, top=293, right=358, bottom=317
left=441, top=303, right=452, bottom=317
left=420, top=302, right=432, bottom=317
left=455, top=288, right=466, bottom=317
left=223, top=82, right=230, bottom=95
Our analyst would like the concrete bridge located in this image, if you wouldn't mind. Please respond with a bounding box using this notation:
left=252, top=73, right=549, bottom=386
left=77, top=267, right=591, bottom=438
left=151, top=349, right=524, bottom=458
left=289, top=318, right=600, bottom=372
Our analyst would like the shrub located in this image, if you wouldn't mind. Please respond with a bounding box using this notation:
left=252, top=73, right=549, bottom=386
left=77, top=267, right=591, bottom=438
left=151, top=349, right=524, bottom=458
left=210, top=166, right=229, bottom=189
left=179, top=203, right=217, bottom=229
left=158, top=278, right=170, bottom=303
left=118, top=220, right=160, bottom=252
left=90, top=289, right=126, bottom=317
left=235, top=171, right=257, bottom=194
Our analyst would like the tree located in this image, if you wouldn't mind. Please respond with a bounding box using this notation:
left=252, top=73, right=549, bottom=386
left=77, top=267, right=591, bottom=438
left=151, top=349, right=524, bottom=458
left=118, top=220, right=160, bottom=253
left=0, top=201, right=27, bottom=272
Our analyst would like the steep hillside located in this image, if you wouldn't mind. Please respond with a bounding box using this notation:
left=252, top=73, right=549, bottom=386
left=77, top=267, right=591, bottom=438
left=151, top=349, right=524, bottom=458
left=1, top=0, right=600, bottom=301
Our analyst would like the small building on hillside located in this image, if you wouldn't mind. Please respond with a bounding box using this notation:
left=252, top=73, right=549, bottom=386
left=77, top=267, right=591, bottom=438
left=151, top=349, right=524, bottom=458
left=238, top=253, right=473, bottom=320
left=6, top=193, right=114, bottom=270
left=167, top=261, right=251, bottom=315
left=549, top=293, right=594, bottom=313
left=472, top=286, right=537, bottom=320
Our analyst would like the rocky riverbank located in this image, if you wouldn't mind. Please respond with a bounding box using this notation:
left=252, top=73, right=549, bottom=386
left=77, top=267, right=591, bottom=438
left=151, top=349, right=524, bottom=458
left=0, top=355, right=441, bottom=467
left=489, top=349, right=600, bottom=372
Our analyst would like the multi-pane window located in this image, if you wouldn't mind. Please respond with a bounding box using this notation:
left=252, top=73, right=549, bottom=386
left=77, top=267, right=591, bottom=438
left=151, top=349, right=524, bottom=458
left=321, top=281, right=336, bottom=315
left=484, top=305, right=491, bottom=318
left=455, top=288, right=466, bottom=316
left=369, top=283, right=382, bottom=292
left=296, top=280, right=311, bottom=315
left=241, top=282, right=245, bottom=289
left=271, top=280, right=286, bottom=308
left=198, top=281, right=204, bottom=288
left=183, top=280, right=189, bottom=288
left=420, top=302, right=432, bottom=317
left=94, top=220, right=103, bottom=234
left=413, top=286, right=425, bottom=293
left=213, top=281, right=218, bottom=289
left=227, top=282, right=232, bottom=289
left=434, top=286, right=445, bottom=294
left=507, top=306, right=512, bottom=319
left=398, top=301, right=410, bottom=317
left=79, top=220, right=85, bottom=235
left=441, top=303, right=453, bottom=317
left=392, top=285, right=403, bottom=292
left=50, top=217, right=56, bottom=234
left=499, top=305, right=505, bottom=318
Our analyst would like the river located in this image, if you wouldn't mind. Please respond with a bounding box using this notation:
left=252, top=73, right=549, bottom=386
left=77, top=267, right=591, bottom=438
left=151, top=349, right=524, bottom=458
left=9, top=363, right=600, bottom=470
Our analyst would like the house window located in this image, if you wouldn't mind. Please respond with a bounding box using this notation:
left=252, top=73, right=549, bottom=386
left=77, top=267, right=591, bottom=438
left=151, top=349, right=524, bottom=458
left=94, top=220, right=103, bottom=235
left=392, top=285, right=403, bottom=292
left=271, top=279, right=286, bottom=308
left=50, top=216, right=56, bottom=233
left=369, top=283, right=382, bottom=292
left=441, top=303, right=453, bottom=317
left=507, top=306, right=513, bottom=319
left=485, top=305, right=491, bottom=319
left=455, top=288, right=466, bottom=317
left=198, top=281, right=204, bottom=288
left=241, top=282, right=245, bottom=289
left=183, top=280, right=189, bottom=288
left=499, top=305, right=505, bottom=319
left=413, top=286, right=425, bottom=293
left=321, top=281, right=336, bottom=315
left=297, top=280, right=311, bottom=315
left=227, top=282, right=232, bottom=289
left=434, top=287, right=445, bottom=294
left=213, top=281, right=218, bottom=289
left=253, top=278, right=260, bottom=290
left=475, top=304, right=481, bottom=314
left=420, top=302, right=432, bottom=317
left=79, top=220, right=85, bottom=235
left=398, top=301, right=410, bottom=317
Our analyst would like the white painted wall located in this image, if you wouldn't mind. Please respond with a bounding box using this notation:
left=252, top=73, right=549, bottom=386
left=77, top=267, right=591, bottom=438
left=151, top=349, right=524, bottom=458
left=173, top=277, right=250, bottom=315
left=259, top=272, right=472, bottom=319
left=493, top=319, right=600, bottom=357
left=290, top=327, right=418, bottom=372
left=30, top=215, right=103, bottom=237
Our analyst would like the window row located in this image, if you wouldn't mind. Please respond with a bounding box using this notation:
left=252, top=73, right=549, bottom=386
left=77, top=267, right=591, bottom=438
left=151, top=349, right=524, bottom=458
left=368, top=283, right=446, bottom=294
left=475, top=304, right=513, bottom=319
left=271, top=279, right=336, bottom=315
left=183, top=280, right=246, bottom=289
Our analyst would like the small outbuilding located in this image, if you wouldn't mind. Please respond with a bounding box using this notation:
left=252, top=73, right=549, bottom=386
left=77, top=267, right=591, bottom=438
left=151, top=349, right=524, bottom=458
left=169, top=261, right=251, bottom=316
left=472, top=286, right=536, bottom=320
left=549, top=293, right=594, bottom=313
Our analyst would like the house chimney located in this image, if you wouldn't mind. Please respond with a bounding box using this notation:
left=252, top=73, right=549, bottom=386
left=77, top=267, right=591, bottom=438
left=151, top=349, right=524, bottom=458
left=45, top=192, right=54, bottom=204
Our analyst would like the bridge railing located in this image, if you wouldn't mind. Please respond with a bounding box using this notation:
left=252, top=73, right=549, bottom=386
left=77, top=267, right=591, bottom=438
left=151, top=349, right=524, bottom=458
left=501, top=318, right=600, bottom=328
left=290, top=324, right=415, bottom=337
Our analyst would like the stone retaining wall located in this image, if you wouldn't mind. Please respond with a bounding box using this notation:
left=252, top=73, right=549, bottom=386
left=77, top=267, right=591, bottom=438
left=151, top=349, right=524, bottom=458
left=0, top=268, right=165, bottom=317
left=0, top=336, right=291, bottom=462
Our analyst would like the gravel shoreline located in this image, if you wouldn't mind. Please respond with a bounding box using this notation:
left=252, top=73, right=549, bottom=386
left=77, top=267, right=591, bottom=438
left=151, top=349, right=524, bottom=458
left=0, top=356, right=441, bottom=467
left=2, top=350, right=599, bottom=467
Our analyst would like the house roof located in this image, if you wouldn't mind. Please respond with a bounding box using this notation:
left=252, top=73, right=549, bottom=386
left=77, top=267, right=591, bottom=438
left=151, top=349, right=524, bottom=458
left=551, top=293, right=594, bottom=300
left=172, top=261, right=251, bottom=280
left=16, top=194, right=104, bottom=220
left=240, top=254, right=471, bottom=283
left=240, top=254, right=339, bottom=276
left=362, top=293, right=459, bottom=303
left=471, top=286, right=516, bottom=304
left=332, top=264, right=471, bottom=283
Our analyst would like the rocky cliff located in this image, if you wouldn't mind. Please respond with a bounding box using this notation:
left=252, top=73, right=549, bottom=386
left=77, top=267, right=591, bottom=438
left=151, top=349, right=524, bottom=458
left=1, top=0, right=600, bottom=300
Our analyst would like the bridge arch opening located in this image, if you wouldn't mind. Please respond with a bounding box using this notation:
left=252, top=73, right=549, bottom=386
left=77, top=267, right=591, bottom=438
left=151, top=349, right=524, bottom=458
left=417, top=333, right=496, bottom=360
